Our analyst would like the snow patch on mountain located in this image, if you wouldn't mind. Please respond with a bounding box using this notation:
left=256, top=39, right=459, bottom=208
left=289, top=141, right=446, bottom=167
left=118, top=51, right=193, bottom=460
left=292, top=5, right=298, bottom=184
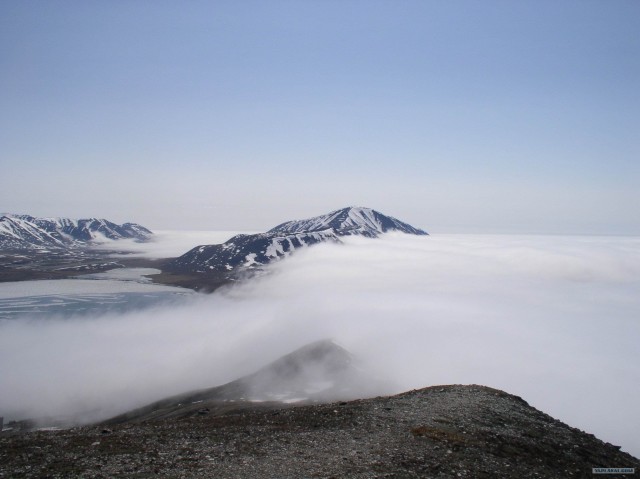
left=166, top=207, right=427, bottom=274
left=0, top=214, right=153, bottom=250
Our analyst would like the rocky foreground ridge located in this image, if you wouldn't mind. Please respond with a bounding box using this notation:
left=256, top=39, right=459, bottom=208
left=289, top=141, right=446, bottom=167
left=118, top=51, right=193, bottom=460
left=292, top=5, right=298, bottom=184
left=1, top=385, right=637, bottom=478
left=1, top=341, right=637, bottom=478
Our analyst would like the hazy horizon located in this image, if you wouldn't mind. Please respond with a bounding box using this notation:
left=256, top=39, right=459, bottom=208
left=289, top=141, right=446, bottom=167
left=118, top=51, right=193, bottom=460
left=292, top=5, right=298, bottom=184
left=1, top=1, right=638, bottom=234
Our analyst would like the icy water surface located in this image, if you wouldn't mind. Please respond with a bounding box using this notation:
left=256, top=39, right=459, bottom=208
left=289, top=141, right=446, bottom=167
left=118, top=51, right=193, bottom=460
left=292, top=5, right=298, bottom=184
left=0, top=269, right=193, bottom=320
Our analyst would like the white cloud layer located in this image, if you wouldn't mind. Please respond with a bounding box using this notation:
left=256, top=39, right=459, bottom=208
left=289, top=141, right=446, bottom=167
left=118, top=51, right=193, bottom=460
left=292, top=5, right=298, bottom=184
left=1, top=233, right=639, bottom=457
left=93, top=230, right=255, bottom=258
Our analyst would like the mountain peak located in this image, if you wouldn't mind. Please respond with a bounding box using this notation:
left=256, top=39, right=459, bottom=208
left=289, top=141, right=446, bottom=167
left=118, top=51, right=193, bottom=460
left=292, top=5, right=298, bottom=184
left=104, top=339, right=389, bottom=424
left=166, top=206, right=427, bottom=275
left=268, top=206, right=427, bottom=237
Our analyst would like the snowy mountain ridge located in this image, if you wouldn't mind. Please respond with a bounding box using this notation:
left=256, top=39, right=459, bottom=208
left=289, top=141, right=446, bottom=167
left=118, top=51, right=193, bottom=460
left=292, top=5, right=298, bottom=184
left=166, top=207, right=427, bottom=274
left=268, top=206, right=426, bottom=237
left=0, top=214, right=153, bottom=250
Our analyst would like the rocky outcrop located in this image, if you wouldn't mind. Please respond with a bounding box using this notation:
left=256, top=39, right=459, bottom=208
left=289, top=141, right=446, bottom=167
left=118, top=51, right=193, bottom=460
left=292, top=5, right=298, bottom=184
left=2, top=339, right=637, bottom=477
left=1, top=385, right=637, bottom=478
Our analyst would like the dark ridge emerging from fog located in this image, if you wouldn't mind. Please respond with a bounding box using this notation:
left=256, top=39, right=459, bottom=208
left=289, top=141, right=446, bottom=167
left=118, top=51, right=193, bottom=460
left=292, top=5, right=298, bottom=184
left=0, top=214, right=152, bottom=250
left=3, top=365, right=638, bottom=477
left=104, top=339, right=391, bottom=424
left=165, top=206, right=427, bottom=275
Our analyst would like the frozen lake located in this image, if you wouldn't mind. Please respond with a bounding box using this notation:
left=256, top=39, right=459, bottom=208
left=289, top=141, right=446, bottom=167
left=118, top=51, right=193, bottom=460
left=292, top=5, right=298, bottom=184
left=0, top=230, right=250, bottom=320
left=0, top=268, right=193, bottom=320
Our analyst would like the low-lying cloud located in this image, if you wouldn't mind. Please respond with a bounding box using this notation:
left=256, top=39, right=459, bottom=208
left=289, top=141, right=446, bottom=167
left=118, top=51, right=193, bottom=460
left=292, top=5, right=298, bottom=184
left=94, top=230, right=255, bottom=258
left=1, top=233, right=639, bottom=457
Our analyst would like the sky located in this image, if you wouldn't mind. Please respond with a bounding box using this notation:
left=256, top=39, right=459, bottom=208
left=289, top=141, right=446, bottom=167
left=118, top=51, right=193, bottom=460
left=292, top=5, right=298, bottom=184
left=1, top=1, right=639, bottom=233
left=1, top=233, right=639, bottom=456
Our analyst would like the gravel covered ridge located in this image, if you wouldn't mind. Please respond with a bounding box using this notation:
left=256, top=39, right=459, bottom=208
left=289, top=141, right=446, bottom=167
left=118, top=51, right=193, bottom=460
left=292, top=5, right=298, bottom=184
left=1, top=385, right=638, bottom=478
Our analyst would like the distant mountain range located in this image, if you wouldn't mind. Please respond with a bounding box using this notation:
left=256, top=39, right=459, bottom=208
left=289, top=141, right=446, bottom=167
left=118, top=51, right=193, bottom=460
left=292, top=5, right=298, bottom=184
left=166, top=206, right=427, bottom=274
left=0, top=214, right=153, bottom=250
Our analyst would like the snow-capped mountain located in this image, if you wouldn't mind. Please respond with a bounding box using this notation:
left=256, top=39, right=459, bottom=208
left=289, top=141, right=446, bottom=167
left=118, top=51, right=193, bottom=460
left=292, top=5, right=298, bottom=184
left=0, top=214, right=153, bottom=250
left=268, top=206, right=426, bottom=237
left=0, top=216, right=69, bottom=249
left=166, top=207, right=427, bottom=274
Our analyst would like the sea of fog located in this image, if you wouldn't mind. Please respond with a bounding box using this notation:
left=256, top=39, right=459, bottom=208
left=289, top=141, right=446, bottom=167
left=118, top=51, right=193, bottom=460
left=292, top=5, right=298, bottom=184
left=0, top=232, right=639, bottom=457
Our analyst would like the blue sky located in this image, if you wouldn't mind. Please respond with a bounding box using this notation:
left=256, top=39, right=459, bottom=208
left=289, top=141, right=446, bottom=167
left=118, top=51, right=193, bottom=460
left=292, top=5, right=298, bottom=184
left=1, top=1, right=638, bottom=233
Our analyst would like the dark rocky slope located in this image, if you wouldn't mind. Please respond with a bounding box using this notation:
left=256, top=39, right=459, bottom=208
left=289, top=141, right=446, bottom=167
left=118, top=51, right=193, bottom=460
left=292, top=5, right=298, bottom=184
left=104, top=340, right=392, bottom=425
left=2, top=340, right=637, bottom=478
left=1, top=385, right=637, bottom=478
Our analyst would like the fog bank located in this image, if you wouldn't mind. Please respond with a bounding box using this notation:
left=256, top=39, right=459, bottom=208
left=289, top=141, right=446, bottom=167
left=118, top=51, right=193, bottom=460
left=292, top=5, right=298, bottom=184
left=94, top=230, right=256, bottom=258
left=1, top=233, right=639, bottom=456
